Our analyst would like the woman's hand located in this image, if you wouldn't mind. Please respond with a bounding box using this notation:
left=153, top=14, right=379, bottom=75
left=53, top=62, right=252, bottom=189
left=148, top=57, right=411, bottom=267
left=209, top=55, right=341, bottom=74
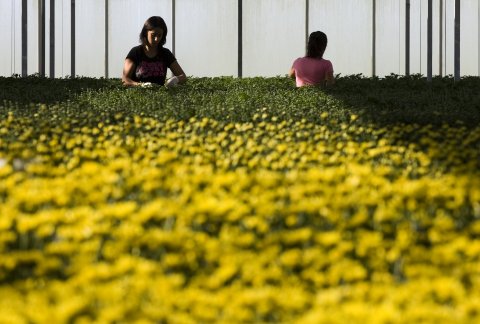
left=288, top=68, right=296, bottom=79
left=140, top=82, right=153, bottom=88
left=325, top=70, right=335, bottom=86
left=165, top=76, right=179, bottom=88
left=169, top=61, right=187, bottom=84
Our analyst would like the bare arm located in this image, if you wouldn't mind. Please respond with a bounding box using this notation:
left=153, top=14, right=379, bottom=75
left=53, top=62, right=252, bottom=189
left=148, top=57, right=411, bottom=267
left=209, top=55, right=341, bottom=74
left=122, top=58, right=140, bottom=86
left=169, top=61, right=187, bottom=84
left=325, top=70, right=335, bottom=86
left=288, top=67, right=296, bottom=79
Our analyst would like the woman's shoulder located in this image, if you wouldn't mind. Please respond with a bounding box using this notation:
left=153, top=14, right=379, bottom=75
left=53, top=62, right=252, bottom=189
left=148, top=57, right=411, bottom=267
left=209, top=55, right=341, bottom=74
left=159, top=47, right=176, bottom=63
left=293, top=56, right=319, bottom=66
left=159, top=47, right=174, bottom=56
left=130, top=45, right=143, bottom=53
left=292, top=57, right=306, bottom=65
left=313, top=57, right=333, bottom=66
left=295, top=56, right=323, bottom=63
left=321, top=58, right=333, bottom=67
left=127, top=45, right=143, bottom=57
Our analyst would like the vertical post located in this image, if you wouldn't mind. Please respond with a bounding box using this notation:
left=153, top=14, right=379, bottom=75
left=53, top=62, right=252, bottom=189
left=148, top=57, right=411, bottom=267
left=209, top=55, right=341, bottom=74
left=105, top=0, right=108, bottom=78
left=172, top=0, right=175, bottom=56
left=238, top=0, right=242, bottom=78
left=12, top=0, right=15, bottom=75
left=22, top=0, right=28, bottom=76
left=454, top=0, right=460, bottom=81
left=305, top=0, right=309, bottom=48
left=38, top=0, right=46, bottom=77
left=372, top=0, right=376, bottom=77
left=50, top=0, right=55, bottom=78
left=427, top=0, right=432, bottom=81
left=71, top=0, right=75, bottom=78
left=406, top=0, right=410, bottom=76
left=439, top=0, right=443, bottom=76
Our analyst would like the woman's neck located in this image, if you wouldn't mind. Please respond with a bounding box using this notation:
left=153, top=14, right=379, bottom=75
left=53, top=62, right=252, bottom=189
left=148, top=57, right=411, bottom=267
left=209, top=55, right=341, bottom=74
left=144, top=45, right=157, bottom=58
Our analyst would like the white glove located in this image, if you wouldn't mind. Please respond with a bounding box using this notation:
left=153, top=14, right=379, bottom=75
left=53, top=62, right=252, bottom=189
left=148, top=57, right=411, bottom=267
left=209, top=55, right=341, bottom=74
left=165, top=76, right=179, bottom=88
left=140, top=82, right=153, bottom=88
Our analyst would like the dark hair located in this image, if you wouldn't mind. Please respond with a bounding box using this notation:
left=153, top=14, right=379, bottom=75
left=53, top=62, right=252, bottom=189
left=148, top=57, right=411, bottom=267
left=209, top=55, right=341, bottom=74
left=139, top=16, right=168, bottom=47
left=307, top=31, right=328, bottom=58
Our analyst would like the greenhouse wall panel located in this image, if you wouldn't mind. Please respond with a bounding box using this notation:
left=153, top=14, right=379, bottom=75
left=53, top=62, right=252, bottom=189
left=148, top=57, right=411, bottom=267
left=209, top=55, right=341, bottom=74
left=409, top=0, right=426, bottom=75
left=432, top=0, right=441, bottom=76
left=176, top=0, right=237, bottom=77
left=243, top=0, right=305, bottom=77
left=75, top=0, right=105, bottom=78
left=430, top=0, right=445, bottom=75
left=376, top=0, right=405, bottom=77
left=461, top=0, right=479, bottom=76
left=0, top=0, right=479, bottom=78
left=13, top=0, right=21, bottom=75
left=54, top=0, right=71, bottom=78
left=44, top=0, right=50, bottom=77
left=310, top=0, right=373, bottom=77
left=0, top=1, right=11, bottom=76
left=27, top=0, right=39, bottom=76
left=443, top=0, right=455, bottom=76
left=0, top=0, right=18, bottom=76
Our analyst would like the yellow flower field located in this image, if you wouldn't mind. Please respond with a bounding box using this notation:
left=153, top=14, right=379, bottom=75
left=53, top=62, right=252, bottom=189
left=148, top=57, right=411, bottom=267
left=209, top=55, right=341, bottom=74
left=1, top=76, right=480, bottom=323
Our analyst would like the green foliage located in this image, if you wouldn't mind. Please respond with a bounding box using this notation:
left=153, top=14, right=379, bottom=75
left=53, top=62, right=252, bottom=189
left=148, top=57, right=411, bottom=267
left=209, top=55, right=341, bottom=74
left=1, top=74, right=479, bottom=127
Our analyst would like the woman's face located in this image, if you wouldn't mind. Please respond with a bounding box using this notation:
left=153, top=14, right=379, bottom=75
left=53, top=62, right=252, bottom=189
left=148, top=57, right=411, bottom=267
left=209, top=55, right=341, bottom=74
left=146, top=27, right=163, bottom=46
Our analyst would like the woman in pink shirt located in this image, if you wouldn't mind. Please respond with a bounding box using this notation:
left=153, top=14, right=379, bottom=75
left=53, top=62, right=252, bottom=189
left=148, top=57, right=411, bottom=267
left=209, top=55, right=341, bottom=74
left=289, top=31, right=335, bottom=87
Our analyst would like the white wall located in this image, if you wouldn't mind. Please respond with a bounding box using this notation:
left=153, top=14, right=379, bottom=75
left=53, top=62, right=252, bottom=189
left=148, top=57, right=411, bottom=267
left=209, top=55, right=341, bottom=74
left=0, top=0, right=19, bottom=76
left=75, top=0, right=105, bottom=77
left=409, top=0, right=427, bottom=75
left=176, top=0, right=237, bottom=77
left=0, top=0, right=479, bottom=78
left=53, top=0, right=71, bottom=78
left=25, top=0, right=39, bottom=75
left=310, top=0, right=373, bottom=77
left=461, top=0, right=479, bottom=76
left=243, top=0, right=305, bottom=77
left=376, top=0, right=405, bottom=76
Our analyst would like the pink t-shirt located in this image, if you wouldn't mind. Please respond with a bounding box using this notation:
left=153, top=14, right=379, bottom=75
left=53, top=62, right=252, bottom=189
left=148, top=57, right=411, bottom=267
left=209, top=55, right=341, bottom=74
left=292, top=57, right=334, bottom=87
